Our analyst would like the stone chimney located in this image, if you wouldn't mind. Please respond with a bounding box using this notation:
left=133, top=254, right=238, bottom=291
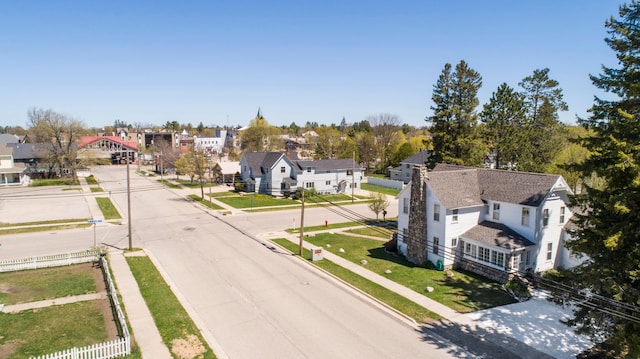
left=406, top=165, right=429, bottom=265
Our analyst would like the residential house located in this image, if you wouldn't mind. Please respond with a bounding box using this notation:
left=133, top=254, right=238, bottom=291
left=397, top=164, right=579, bottom=282
left=389, top=150, right=431, bottom=183
left=0, top=144, right=27, bottom=185
left=240, top=152, right=363, bottom=195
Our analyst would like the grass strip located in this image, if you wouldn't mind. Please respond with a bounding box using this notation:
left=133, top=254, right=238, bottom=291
left=345, top=227, right=394, bottom=239
left=85, top=175, right=99, bottom=185
left=0, top=223, right=92, bottom=235
left=215, top=194, right=298, bottom=209
left=126, top=256, right=217, bottom=358
left=90, top=187, right=104, bottom=192
left=361, top=183, right=401, bottom=196
left=0, top=218, right=90, bottom=228
left=187, top=194, right=224, bottom=210
left=95, top=197, right=122, bottom=219
left=270, top=238, right=440, bottom=323
left=31, top=178, right=80, bottom=186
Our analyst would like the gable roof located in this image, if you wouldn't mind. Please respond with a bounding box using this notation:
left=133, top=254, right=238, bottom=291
left=4, top=143, right=45, bottom=160
left=78, top=136, right=138, bottom=151
left=402, top=150, right=431, bottom=165
left=0, top=134, right=20, bottom=144
left=427, top=169, right=483, bottom=209
left=0, top=144, right=12, bottom=156
left=476, top=170, right=560, bottom=207
left=431, top=164, right=562, bottom=207
left=294, top=158, right=357, bottom=171
left=242, top=152, right=285, bottom=177
left=461, top=221, right=535, bottom=250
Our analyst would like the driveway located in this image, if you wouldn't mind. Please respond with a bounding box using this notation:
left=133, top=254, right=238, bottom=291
left=0, top=186, right=91, bottom=223
left=464, top=291, right=593, bottom=359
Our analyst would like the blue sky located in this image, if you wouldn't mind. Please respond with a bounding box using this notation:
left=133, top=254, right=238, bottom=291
left=0, top=1, right=622, bottom=129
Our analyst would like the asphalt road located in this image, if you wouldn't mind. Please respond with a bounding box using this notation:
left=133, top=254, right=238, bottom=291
left=1, top=166, right=466, bottom=358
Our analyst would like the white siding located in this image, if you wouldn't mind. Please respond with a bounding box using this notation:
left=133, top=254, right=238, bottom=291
left=396, top=185, right=411, bottom=256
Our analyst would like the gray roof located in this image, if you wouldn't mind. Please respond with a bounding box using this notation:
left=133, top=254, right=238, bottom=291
left=431, top=163, right=560, bottom=207
left=5, top=143, right=45, bottom=160
left=402, top=150, right=431, bottom=165
left=0, top=134, right=19, bottom=144
left=461, top=221, right=535, bottom=250
left=427, top=169, right=483, bottom=209
left=0, top=144, right=11, bottom=156
left=476, top=170, right=560, bottom=207
left=242, top=152, right=285, bottom=177
left=294, top=158, right=358, bottom=171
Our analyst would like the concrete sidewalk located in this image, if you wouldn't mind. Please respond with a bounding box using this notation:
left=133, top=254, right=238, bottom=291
left=108, top=250, right=172, bottom=359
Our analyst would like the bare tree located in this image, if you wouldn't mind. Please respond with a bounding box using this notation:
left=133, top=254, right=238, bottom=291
left=368, top=113, right=401, bottom=171
left=27, top=108, right=85, bottom=182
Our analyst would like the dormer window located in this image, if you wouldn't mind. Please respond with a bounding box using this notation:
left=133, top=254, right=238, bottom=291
left=307, top=167, right=311, bottom=173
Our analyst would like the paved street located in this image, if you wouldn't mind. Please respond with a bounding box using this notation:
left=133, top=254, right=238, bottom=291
left=0, top=166, right=465, bottom=358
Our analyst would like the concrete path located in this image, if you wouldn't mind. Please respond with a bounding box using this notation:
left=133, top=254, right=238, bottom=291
left=1, top=292, right=106, bottom=313
left=108, top=250, right=172, bottom=359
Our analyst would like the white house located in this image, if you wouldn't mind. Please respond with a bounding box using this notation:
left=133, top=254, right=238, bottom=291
left=194, top=130, right=227, bottom=155
left=240, top=152, right=363, bottom=196
left=389, top=150, right=431, bottom=183
left=397, top=164, right=580, bottom=281
left=0, top=144, right=27, bottom=186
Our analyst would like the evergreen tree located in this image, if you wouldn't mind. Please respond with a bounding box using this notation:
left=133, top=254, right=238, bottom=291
left=518, top=68, right=568, bottom=172
left=427, top=60, right=482, bottom=166
left=559, top=2, right=640, bottom=355
left=480, top=83, right=526, bottom=169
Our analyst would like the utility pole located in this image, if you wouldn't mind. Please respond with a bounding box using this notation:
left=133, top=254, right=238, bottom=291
left=352, top=151, right=355, bottom=203
left=299, top=189, right=305, bottom=256
left=127, top=154, right=133, bottom=250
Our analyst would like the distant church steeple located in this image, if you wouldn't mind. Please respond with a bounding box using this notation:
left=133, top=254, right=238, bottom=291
left=256, top=107, right=264, bottom=119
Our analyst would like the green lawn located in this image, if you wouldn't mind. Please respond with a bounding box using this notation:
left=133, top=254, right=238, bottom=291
left=188, top=194, right=224, bottom=210
left=0, top=264, right=97, bottom=305
left=90, top=187, right=104, bottom=192
left=306, top=194, right=353, bottom=203
left=207, top=190, right=238, bottom=198
left=126, top=255, right=216, bottom=358
left=361, top=183, right=401, bottom=196
left=215, top=193, right=298, bottom=209
left=95, top=197, right=121, bottom=219
left=0, top=301, right=110, bottom=358
left=345, top=226, right=394, bottom=239
left=304, top=233, right=516, bottom=312
left=176, top=179, right=215, bottom=188
left=271, top=238, right=440, bottom=323
left=31, top=178, right=80, bottom=186
left=285, top=220, right=394, bottom=234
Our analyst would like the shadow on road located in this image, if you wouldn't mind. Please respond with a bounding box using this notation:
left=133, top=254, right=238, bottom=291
left=420, top=319, right=554, bottom=359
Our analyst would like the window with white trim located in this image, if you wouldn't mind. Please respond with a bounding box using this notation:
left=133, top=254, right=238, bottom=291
left=451, top=237, right=457, bottom=248
left=402, top=228, right=408, bottom=242
left=326, top=180, right=331, bottom=185
left=493, top=203, right=500, bottom=220
left=280, top=166, right=285, bottom=173
left=560, top=206, right=565, bottom=224
left=546, top=242, right=553, bottom=261
left=543, top=208, right=549, bottom=227
left=305, top=182, right=314, bottom=188
left=433, top=204, right=440, bottom=221
left=452, top=209, right=458, bottom=223
left=403, top=198, right=408, bottom=214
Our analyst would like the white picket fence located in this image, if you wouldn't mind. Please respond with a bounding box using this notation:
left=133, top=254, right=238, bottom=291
left=0, top=250, right=131, bottom=359
left=0, top=250, right=99, bottom=272
left=32, top=338, right=130, bottom=359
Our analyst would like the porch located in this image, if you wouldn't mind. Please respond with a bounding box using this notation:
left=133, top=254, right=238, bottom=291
left=456, top=221, right=535, bottom=283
